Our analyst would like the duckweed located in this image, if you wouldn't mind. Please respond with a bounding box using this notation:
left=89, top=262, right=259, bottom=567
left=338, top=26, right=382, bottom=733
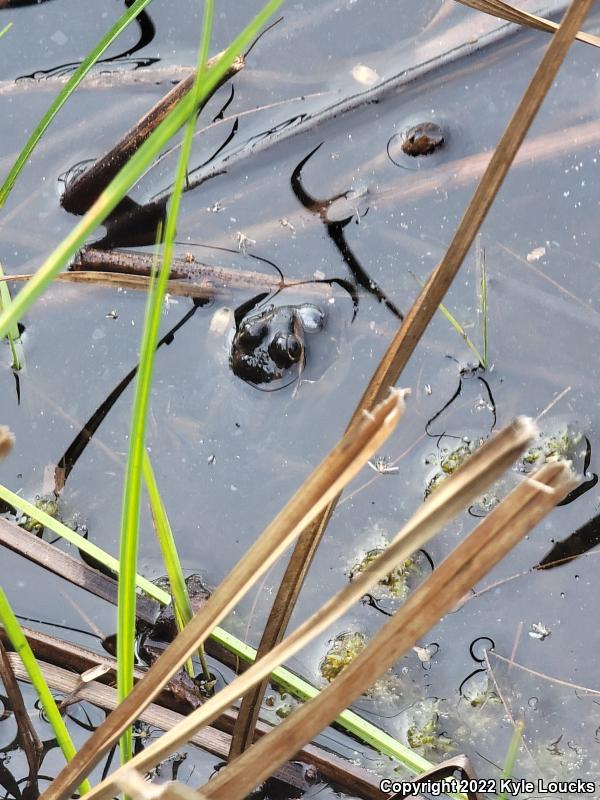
left=406, top=715, right=454, bottom=754
left=349, top=548, right=419, bottom=599
left=424, top=440, right=475, bottom=498
left=20, top=494, right=60, bottom=536
left=520, top=428, right=582, bottom=471
left=320, top=631, right=367, bottom=683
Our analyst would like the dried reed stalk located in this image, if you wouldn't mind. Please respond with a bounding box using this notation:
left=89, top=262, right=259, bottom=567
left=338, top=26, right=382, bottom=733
left=456, top=0, right=600, bottom=47
left=200, top=461, right=577, bottom=800
left=72, top=416, right=541, bottom=800
left=230, top=0, right=593, bottom=753
left=0, top=271, right=214, bottom=299
left=40, top=390, right=406, bottom=800
left=61, top=51, right=244, bottom=214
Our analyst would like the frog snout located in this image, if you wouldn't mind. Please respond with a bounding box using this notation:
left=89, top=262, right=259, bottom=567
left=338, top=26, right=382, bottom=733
left=268, top=332, right=304, bottom=368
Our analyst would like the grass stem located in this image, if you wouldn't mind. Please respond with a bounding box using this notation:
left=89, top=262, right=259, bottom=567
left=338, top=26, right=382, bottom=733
left=0, top=588, right=92, bottom=795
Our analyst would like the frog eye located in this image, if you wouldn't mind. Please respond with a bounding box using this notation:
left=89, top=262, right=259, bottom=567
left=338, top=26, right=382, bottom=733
left=298, top=304, right=325, bottom=333
left=268, top=333, right=303, bottom=367
left=237, top=321, right=268, bottom=348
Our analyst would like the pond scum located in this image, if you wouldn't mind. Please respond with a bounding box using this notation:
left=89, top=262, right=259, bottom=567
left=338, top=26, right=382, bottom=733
left=0, top=0, right=597, bottom=798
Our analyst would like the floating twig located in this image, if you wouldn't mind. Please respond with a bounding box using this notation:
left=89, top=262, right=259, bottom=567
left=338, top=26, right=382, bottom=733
left=71, top=246, right=332, bottom=294
left=61, top=50, right=244, bottom=214
left=0, top=517, right=160, bottom=624
left=1, top=269, right=214, bottom=299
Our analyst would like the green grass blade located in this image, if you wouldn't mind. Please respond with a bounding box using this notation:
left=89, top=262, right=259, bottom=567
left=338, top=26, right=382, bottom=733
left=142, top=451, right=209, bottom=681
left=498, top=722, right=524, bottom=800
left=0, top=482, right=169, bottom=602
left=0, top=262, right=24, bottom=371
left=0, top=22, right=13, bottom=40
left=154, top=0, right=214, bottom=687
left=0, top=587, right=92, bottom=795
left=410, top=270, right=484, bottom=366
left=117, top=250, right=171, bottom=766
left=437, top=300, right=485, bottom=366
left=142, top=452, right=190, bottom=622
left=0, top=0, right=284, bottom=342
left=0, top=0, right=153, bottom=207
left=117, top=0, right=216, bottom=767
left=478, top=238, right=489, bottom=368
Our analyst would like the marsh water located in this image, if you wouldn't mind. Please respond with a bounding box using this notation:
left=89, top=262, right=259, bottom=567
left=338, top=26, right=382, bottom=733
left=2, top=0, right=600, bottom=796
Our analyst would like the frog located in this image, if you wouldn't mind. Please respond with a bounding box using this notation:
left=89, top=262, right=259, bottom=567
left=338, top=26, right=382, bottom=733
left=230, top=302, right=325, bottom=387
left=401, top=122, right=445, bottom=157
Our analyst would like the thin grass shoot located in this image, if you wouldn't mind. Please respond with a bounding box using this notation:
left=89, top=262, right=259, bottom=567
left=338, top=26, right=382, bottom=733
left=498, top=721, right=525, bottom=800
left=0, top=587, right=92, bottom=795
left=142, top=451, right=210, bottom=683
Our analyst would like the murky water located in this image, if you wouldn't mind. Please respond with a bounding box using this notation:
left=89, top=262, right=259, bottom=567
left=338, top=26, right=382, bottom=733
left=2, top=0, right=600, bottom=796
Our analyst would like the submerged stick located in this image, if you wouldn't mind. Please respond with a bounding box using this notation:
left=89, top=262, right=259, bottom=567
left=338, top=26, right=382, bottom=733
left=61, top=51, right=244, bottom=214
left=0, top=518, right=160, bottom=624
left=2, top=269, right=214, bottom=299
left=5, top=654, right=309, bottom=796
left=70, top=246, right=333, bottom=295
left=200, top=461, right=576, bottom=800
left=40, top=390, right=406, bottom=800
left=0, top=641, right=43, bottom=792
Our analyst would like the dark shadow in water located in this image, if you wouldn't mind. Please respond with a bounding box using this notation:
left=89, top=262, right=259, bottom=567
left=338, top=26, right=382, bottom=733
left=54, top=301, right=203, bottom=492
left=12, top=372, right=20, bottom=405
left=187, top=119, right=239, bottom=176
left=95, top=196, right=168, bottom=250
left=0, top=753, right=23, bottom=800
left=15, top=0, right=157, bottom=81
left=556, top=437, right=598, bottom=507
left=537, top=511, right=600, bottom=570
left=534, top=440, right=598, bottom=567
left=290, top=143, right=404, bottom=320
left=212, top=84, right=235, bottom=121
